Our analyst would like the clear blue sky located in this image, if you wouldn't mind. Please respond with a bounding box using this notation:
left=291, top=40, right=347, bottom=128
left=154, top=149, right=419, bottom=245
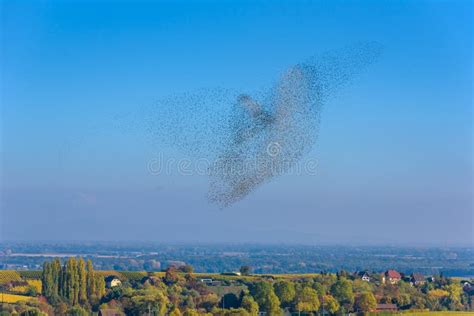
left=1, top=0, right=472, bottom=245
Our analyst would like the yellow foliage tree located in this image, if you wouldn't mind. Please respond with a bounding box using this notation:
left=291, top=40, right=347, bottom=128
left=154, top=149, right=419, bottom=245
left=428, top=289, right=449, bottom=299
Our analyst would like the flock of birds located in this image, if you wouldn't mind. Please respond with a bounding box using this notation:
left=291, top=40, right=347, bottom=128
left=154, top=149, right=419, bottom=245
left=74, top=43, right=383, bottom=208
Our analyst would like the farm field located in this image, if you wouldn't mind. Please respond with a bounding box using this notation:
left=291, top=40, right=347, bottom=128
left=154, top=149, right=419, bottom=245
left=0, top=293, right=37, bottom=303
left=0, top=271, right=21, bottom=284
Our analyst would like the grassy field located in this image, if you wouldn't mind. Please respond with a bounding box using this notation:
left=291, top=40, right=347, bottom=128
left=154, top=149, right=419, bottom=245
left=26, top=279, right=42, bottom=293
left=0, top=293, right=37, bottom=303
left=9, top=280, right=42, bottom=294
left=18, top=270, right=42, bottom=279
left=0, top=271, right=22, bottom=284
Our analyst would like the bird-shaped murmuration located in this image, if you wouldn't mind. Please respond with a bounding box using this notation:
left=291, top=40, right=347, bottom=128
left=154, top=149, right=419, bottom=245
left=100, top=42, right=383, bottom=208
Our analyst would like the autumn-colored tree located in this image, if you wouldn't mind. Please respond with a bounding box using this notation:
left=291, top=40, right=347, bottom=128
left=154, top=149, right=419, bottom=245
left=312, top=282, right=326, bottom=297
left=266, top=290, right=282, bottom=315
left=251, top=282, right=281, bottom=315
left=86, top=259, right=96, bottom=298
left=169, top=307, right=183, bottom=316
left=78, top=257, right=87, bottom=304
left=295, top=287, right=320, bottom=313
left=211, top=308, right=252, bottom=316
left=52, top=258, right=62, bottom=298
left=322, top=294, right=339, bottom=314
left=330, top=278, right=354, bottom=311
left=314, top=274, right=337, bottom=288
left=355, top=292, right=377, bottom=312
left=46, top=260, right=60, bottom=302
left=43, top=257, right=92, bottom=305
left=273, top=281, right=295, bottom=307
left=445, top=283, right=463, bottom=310
left=94, top=273, right=106, bottom=298
left=129, top=287, right=170, bottom=315
left=429, top=289, right=449, bottom=299
left=67, top=257, right=79, bottom=305
left=36, top=257, right=473, bottom=315
left=164, top=266, right=179, bottom=285
left=241, top=295, right=259, bottom=315
left=67, top=305, right=89, bottom=316
left=55, top=302, right=68, bottom=316
left=183, top=309, right=200, bottom=316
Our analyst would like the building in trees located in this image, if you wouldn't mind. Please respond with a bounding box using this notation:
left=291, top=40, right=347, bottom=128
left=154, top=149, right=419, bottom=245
left=411, top=273, right=425, bottom=286
left=384, top=270, right=402, bottom=284
left=355, top=271, right=371, bottom=282
left=105, top=275, right=122, bottom=288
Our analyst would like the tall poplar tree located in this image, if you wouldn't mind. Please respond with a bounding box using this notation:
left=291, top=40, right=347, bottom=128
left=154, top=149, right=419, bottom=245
left=52, top=258, right=62, bottom=298
left=95, top=273, right=105, bottom=297
left=70, top=257, right=79, bottom=305
left=78, top=257, right=87, bottom=304
left=42, top=261, right=53, bottom=299
left=86, top=259, right=96, bottom=298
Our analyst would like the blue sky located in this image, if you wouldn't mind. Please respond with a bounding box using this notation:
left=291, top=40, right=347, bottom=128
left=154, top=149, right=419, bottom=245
left=1, top=0, right=472, bottom=245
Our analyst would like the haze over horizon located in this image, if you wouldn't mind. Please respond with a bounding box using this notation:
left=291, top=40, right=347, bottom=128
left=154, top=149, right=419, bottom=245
left=1, top=0, right=472, bottom=246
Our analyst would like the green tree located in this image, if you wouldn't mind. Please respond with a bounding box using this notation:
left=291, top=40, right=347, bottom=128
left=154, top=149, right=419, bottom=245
left=295, top=287, right=320, bottom=313
left=95, top=273, right=106, bottom=298
left=52, top=259, right=62, bottom=299
left=251, top=282, right=281, bottom=315
left=445, top=283, right=463, bottom=310
left=330, top=278, right=354, bottom=311
left=241, top=295, right=259, bottom=315
left=355, top=292, right=377, bottom=312
left=314, top=274, right=337, bottom=288
left=352, top=279, right=373, bottom=293
left=41, top=262, right=53, bottom=299
left=60, top=263, right=66, bottom=298
left=198, top=292, right=219, bottom=311
left=240, top=266, right=252, bottom=276
left=26, top=285, right=38, bottom=297
left=66, top=257, right=79, bottom=305
left=266, top=290, right=281, bottom=315
left=78, top=257, right=87, bottom=304
left=322, top=295, right=339, bottom=314
left=86, top=259, right=96, bottom=298
left=220, top=293, right=240, bottom=309
left=130, top=287, right=169, bottom=315
left=211, top=308, right=251, bottom=316
left=67, top=306, right=89, bottom=316
left=42, top=258, right=73, bottom=304
left=273, top=281, right=296, bottom=307
left=19, top=308, right=48, bottom=316
left=312, top=282, right=326, bottom=297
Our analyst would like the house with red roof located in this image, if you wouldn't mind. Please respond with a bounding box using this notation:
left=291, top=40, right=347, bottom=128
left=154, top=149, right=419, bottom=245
left=383, top=270, right=402, bottom=284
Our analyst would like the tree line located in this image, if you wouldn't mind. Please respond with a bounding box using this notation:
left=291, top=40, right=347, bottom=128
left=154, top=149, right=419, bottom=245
left=41, top=258, right=105, bottom=307
left=1, top=260, right=471, bottom=315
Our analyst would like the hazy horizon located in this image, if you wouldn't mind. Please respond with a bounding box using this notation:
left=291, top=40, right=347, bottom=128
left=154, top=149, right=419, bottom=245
left=1, top=240, right=473, bottom=248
